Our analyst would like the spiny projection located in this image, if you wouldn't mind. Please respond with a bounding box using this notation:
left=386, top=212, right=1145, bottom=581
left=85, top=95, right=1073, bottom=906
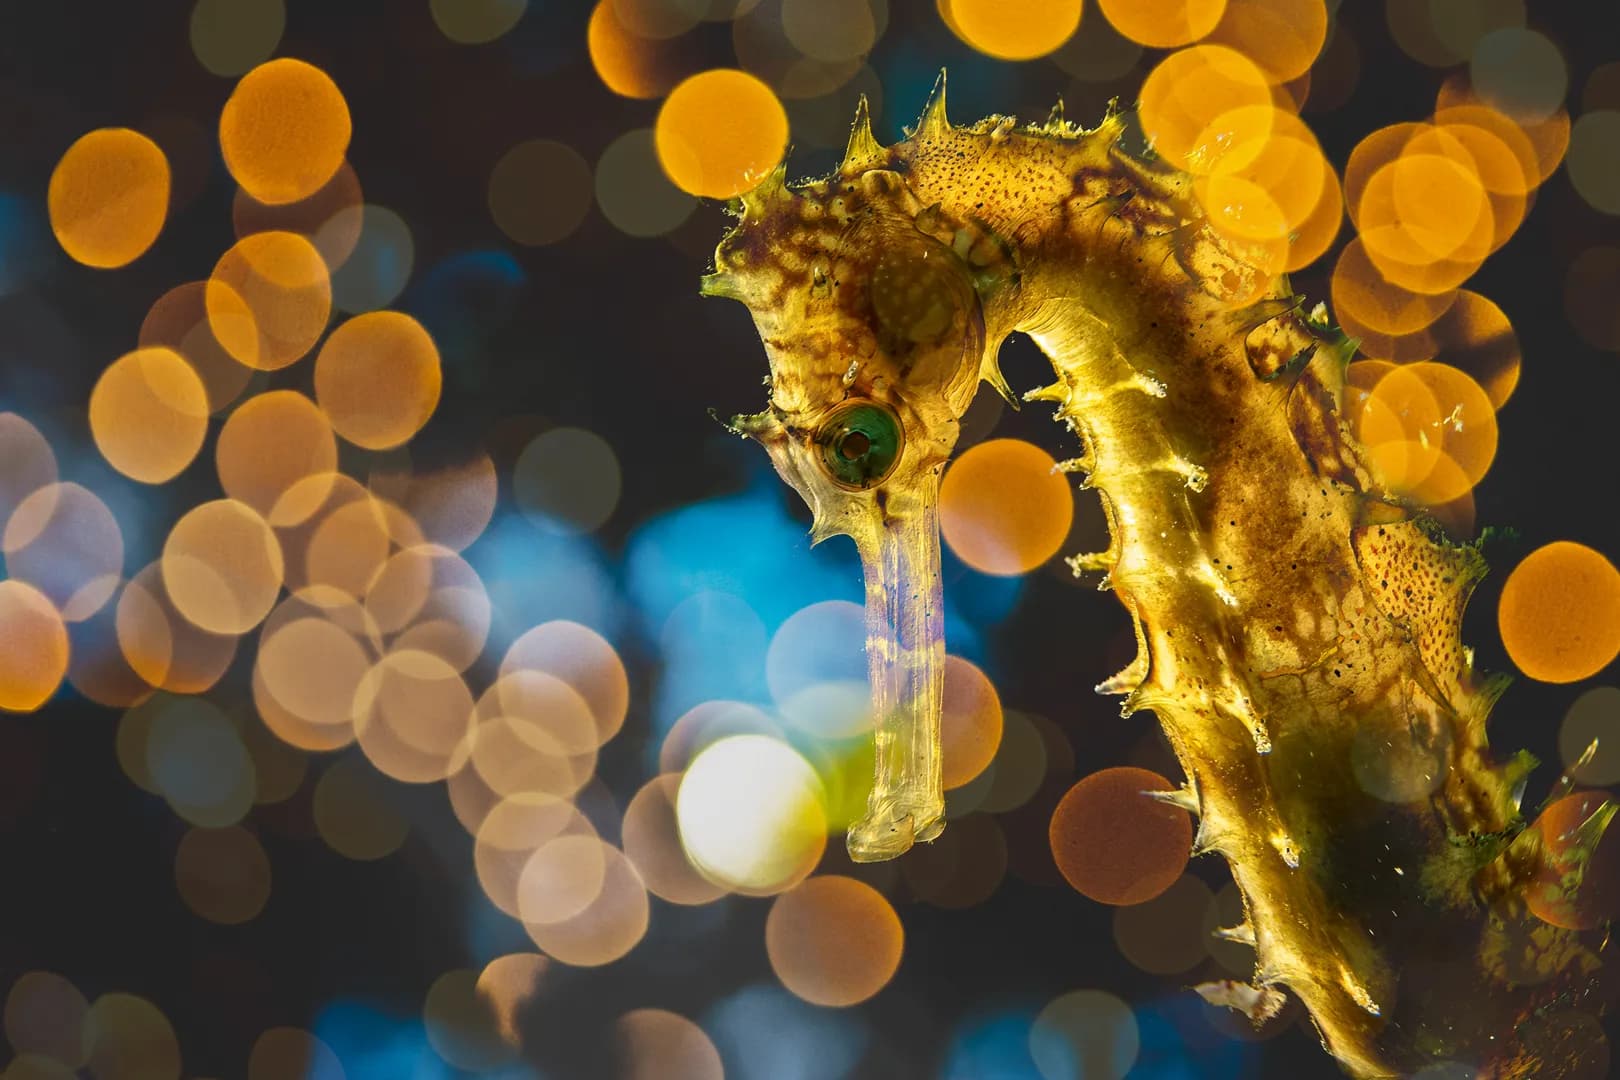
left=701, top=73, right=1614, bottom=1079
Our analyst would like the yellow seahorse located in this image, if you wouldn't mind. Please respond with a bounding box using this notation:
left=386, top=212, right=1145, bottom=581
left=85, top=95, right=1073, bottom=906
left=700, top=76, right=1614, bottom=1079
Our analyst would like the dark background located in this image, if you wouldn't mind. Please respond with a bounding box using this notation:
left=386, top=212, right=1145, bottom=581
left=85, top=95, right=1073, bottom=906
left=2, top=1, right=1618, bottom=1077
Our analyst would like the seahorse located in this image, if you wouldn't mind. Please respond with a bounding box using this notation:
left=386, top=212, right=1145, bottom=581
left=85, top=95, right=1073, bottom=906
left=698, top=77, right=1615, bottom=1078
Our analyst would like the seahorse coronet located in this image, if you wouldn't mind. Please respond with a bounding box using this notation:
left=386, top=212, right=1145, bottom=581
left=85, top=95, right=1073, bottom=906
left=704, top=75, right=1615, bottom=1078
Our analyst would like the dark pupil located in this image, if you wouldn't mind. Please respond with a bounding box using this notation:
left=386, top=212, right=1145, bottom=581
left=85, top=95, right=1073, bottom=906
left=820, top=403, right=901, bottom=489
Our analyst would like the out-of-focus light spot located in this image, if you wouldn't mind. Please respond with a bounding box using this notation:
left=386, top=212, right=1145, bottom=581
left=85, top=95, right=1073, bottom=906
left=3, top=972, right=87, bottom=1069
left=374, top=454, right=497, bottom=553
left=677, top=734, right=827, bottom=895
left=976, top=709, right=1047, bottom=813
left=162, top=499, right=284, bottom=635
left=352, top=649, right=474, bottom=782
left=1205, top=0, right=1326, bottom=83
left=89, top=347, right=209, bottom=484
left=595, top=129, right=698, bottom=237
left=294, top=496, right=395, bottom=603
left=80, top=994, right=181, bottom=1080
left=704, top=983, right=867, bottom=1080
left=175, top=824, right=271, bottom=923
left=765, top=875, right=902, bottom=1007
left=139, top=283, right=258, bottom=414
left=1526, top=791, right=1620, bottom=930
left=47, top=128, right=169, bottom=269
left=616, top=1009, right=723, bottom=1080
left=218, top=391, right=337, bottom=521
left=945, top=0, right=1080, bottom=61
left=0, top=413, right=57, bottom=528
left=517, top=833, right=610, bottom=926
left=191, top=0, right=285, bottom=77
left=622, top=773, right=728, bottom=904
left=766, top=599, right=866, bottom=738
left=423, top=969, right=518, bottom=1071
left=1499, top=542, right=1620, bottom=684
left=782, top=0, right=882, bottom=63
left=207, top=230, right=332, bottom=370
left=660, top=699, right=782, bottom=773
left=257, top=606, right=372, bottom=733
left=474, top=792, right=593, bottom=913
left=147, top=695, right=256, bottom=825
left=941, top=654, right=1003, bottom=790
left=0, top=581, right=69, bottom=713
left=747, top=610, right=855, bottom=696
left=1437, top=71, right=1570, bottom=182
left=1139, top=45, right=1276, bottom=176
left=314, top=755, right=408, bottom=860
left=501, top=620, right=629, bottom=747
left=588, top=2, right=694, bottom=99
left=941, top=438, right=1074, bottom=576
left=1470, top=27, right=1567, bottom=124
left=513, top=427, right=622, bottom=534
left=1098, top=0, right=1226, bottom=49
left=234, top=160, right=364, bottom=270
left=1050, top=9, right=1142, bottom=81
left=467, top=672, right=598, bottom=800
left=3, top=482, right=123, bottom=621
left=475, top=953, right=548, bottom=1046
left=1560, top=686, right=1620, bottom=786
left=1567, top=111, right=1620, bottom=216
left=1565, top=246, right=1620, bottom=351
left=329, top=205, right=414, bottom=313
left=247, top=1027, right=345, bottom=1080
left=901, top=811, right=1007, bottom=908
left=234, top=704, right=308, bottom=804
left=431, top=0, right=528, bottom=43
left=1050, top=766, right=1192, bottom=905
left=220, top=58, right=351, bottom=205
left=611, top=0, right=701, bottom=40
left=1414, top=289, right=1520, bottom=407
left=1350, top=712, right=1449, bottom=802
left=1111, top=872, right=1212, bottom=973
left=315, top=311, right=441, bottom=450
left=1028, top=989, right=1139, bottom=1080
left=523, top=842, right=650, bottom=966
left=656, top=70, right=789, bottom=199
left=367, top=544, right=491, bottom=672
left=488, top=139, right=593, bottom=246
left=731, top=0, right=863, bottom=100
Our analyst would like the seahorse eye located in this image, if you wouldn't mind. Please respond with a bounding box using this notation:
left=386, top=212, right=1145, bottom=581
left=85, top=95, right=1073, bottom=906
left=818, top=401, right=902, bottom=489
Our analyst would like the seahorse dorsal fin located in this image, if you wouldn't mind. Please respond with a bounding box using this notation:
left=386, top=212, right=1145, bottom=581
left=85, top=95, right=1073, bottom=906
left=739, top=159, right=788, bottom=219
left=843, top=94, right=886, bottom=172
left=1045, top=97, right=1065, bottom=132
left=915, top=69, right=949, bottom=140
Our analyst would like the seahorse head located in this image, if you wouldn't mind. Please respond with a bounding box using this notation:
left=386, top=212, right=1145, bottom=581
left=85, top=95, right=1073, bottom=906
left=700, top=80, right=1001, bottom=859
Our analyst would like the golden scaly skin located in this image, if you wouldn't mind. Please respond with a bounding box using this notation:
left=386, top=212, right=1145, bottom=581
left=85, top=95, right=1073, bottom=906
left=701, top=76, right=1613, bottom=1078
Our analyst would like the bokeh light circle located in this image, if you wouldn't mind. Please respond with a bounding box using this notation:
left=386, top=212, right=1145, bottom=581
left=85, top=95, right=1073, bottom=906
left=676, top=734, right=827, bottom=896
left=1498, top=542, right=1620, bottom=683
left=1049, top=767, right=1192, bottom=905
left=89, top=347, right=210, bottom=484
left=47, top=128, right=170, bottom=269
left=219, top=57, right=351, bottom=205
left=946, top=0, right=1082, bottom=61
left=0, top=580, right=70, bottom=714
left=765, top=875, right=903, bottom=1006
left=941, top=438, right=1074, bottom=576
left=655, top=69, right=789, bottom=199
left=315, top=311, right=442, bottom=450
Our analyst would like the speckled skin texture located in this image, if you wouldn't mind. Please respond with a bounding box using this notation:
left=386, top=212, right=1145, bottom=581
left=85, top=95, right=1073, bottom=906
left=702, top=78, right=1612, bottom=1078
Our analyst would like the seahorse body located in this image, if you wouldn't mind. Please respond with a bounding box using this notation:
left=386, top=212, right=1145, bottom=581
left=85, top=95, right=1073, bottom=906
left=701, top=77, right=1612, bottom=1078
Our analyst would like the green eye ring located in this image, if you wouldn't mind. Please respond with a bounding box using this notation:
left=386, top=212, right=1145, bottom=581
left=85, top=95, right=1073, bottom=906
left=817, top=400, right=903, bottom=489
